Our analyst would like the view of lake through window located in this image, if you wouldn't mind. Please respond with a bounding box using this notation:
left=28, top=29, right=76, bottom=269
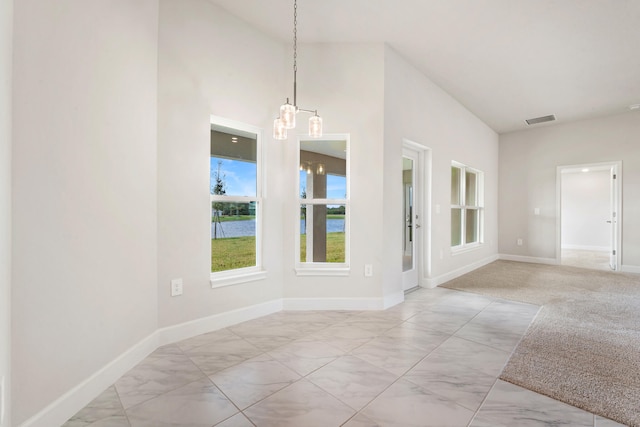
left=299, top=139, right=348, bottom=264
left=210, top=126, right=260, bottom=273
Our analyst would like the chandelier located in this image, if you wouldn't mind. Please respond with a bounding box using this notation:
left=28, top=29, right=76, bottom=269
left=273, top=0, right=322, bottom=140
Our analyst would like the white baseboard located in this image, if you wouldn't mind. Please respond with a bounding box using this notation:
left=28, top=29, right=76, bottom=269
left=561, top=244, right=609, bottom=252
left=283, top=297, right=386, bottom=311
left=21, top=299, right=283, bottom=427
left=421, top=277, right=438, bottom=289
left=498, top=254, right=559, bottom=265
left=383, top=291, right=405, bottom=309
left=157, top=299, right=283, bottom=346
left=425, top=254, right=499, bottom=288
left=20, top=333, right=158, bottom=427
left=620, top=265, right=640, bottom=274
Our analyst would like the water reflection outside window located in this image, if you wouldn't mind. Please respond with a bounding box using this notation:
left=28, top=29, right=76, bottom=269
left=210, top=126, right=260, bottom=273
left=299, top=139, right=348, bottom=264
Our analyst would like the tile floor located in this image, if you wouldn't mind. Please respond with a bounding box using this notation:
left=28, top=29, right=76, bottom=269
left=63, top=287, right=625, bottom=427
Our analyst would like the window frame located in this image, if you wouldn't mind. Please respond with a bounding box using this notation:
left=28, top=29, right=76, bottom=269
left=451, top=161, right=484, bottom=253
left=209, top=115, right=266, bottom=288
left=295, top=134, right=350, bottom=276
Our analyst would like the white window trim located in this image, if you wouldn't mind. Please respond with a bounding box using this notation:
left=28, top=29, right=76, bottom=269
left=295, top=133, right=350, bottom=276
left=209, top=115, right=266, bottom=286
left=451, top=161, right=484, bottom=252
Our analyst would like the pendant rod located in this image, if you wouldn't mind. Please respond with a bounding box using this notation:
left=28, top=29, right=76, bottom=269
left=293, top=0, right=298, bottom=107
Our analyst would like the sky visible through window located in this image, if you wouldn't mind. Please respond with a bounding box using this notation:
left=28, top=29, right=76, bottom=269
left=210, top=157, right=256, bottom=197
left=210, top=157, right=346, bottom=201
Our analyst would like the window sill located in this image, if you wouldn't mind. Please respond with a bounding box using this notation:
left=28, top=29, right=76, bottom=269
left=295, top=266, right=350, bottom=277
left=210, top=268, right=267, bottom=289
left=451, top=242, right=483, bottom=256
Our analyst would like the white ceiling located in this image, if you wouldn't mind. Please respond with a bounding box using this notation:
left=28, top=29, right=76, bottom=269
left=208, top=0, right=640, bottom=134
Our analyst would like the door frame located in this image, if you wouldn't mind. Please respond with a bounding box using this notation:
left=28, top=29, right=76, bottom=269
left=555, top=161, right=622, bottom=270
left=402, top=139, right=432, bottom=288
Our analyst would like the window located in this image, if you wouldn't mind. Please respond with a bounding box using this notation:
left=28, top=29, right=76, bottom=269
left=297, top=136, right=349, bottom=275
left=451, top=162, right=483, bottom=249
left=210, top=117, right=264, bottom=286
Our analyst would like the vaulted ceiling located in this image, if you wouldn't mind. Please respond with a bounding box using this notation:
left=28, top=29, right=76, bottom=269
left=208, top=0, right=640, bottom=134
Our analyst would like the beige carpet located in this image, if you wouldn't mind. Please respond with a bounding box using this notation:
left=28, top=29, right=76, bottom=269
left=441, top=260, right=640, bottom=427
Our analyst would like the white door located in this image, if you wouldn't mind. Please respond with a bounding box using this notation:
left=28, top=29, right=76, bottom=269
left=609, top=166, right=618, bottom=270
left=402, top=148, right=420, bottom=290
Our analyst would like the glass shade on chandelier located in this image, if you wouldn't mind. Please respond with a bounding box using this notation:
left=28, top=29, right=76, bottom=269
left=280, top=100, right=296, bottom=129
left=273, top=117, right=287, bottom=140
left=309, top=113, right=322, bottom=138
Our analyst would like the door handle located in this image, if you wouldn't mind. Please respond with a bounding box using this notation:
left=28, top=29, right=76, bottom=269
left=606, top=220, right=612, bottom=223
left=415, top=224, right=421, bottom=229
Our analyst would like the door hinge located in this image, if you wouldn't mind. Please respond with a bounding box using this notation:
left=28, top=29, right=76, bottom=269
left=613, top=174, right=617, bottom=179
left=612, top=250, right=616, bottom=255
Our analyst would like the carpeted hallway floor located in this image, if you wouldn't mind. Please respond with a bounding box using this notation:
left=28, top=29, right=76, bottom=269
left=442, top=260, right=640, bottom=427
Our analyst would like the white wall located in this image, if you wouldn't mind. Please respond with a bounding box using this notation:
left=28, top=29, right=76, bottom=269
left=12, top=1, right=159, bottom=423
left=383, top=46, right=500, bottom=288
left=281, top=43, right=387, bottom=305
left=157, top=0, right=286, bottom=327
left=499, top=113, right=640, bottom=268
left=0, top=0, right=12, bottom=425
left=561, top=170, right=610, bottom=250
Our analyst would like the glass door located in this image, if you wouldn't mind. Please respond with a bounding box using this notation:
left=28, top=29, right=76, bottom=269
left=402, top=148, right=420, bottom=291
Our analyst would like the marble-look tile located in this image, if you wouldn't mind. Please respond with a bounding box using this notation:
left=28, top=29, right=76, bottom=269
left=405, top=306, right=479, bottom=335
left=115, top=345, right=206, bottom=409
left=595, top=416, right=626, bottom=427
left=382, top=322, right=450, bottom=353
left=125, top=378, right=238, bottom=427
left=243, top=379, right=355, bottom=427
left=209, top=354, right=300, bottom=409
left=351, top=336, right=429, bottom=376
left=360, top=379, right=475, bottom=427
left=309, top=323, right=377, bottom=352
left=184, top=334, right=263, bottom=375
left=472, top=380, right=593, bottom=426
left=465, top=309, right=534, bottom=333
left=435, top=291, right=495, bottom=310
left=339, top=316, right=404, bottom=335
left=62, top=386, right=127, bottom=427
left=214, top=412, right=255, bottom=427
left=307, top=355, right=399, bottom=410
left=228, top=320, right=303, bottom=351
left=267, top=337, right=344, bottom=376
left=63, top=417, right=130, bottom=427
left=454, top=321, right=525, bottom=352
left=405, top=358, right=496, bottom=411
left=422, top=336, right=511, bottom=378
left=342, top=413, right=382, bottom=427
left=175, top=327, right=239, bottom=353
left=480, top=299, right=540, bottom=317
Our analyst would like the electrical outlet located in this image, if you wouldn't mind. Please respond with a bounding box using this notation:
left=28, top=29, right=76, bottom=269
left=170, top=278, right=183, bottom=297
left=364, top=264, right=373, bottom=277
left=517, top=238, right=523, bottom=246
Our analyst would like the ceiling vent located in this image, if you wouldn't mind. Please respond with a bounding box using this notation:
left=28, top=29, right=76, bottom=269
left=525, top=114, right=556, bottom=125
